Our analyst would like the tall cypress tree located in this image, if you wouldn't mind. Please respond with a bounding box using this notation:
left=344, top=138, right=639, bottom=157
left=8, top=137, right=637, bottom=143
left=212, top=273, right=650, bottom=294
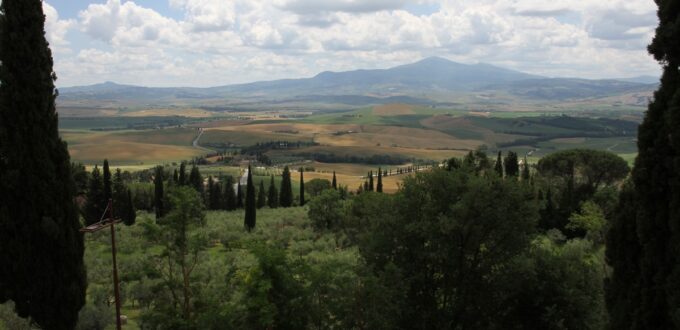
left=606, top=2, right=680, bottom=328
left=280, top=166, right=293, bottom=207
left=368, top=171, right=374, bottom=192
left=236, top=182, right=244, bottom=209
left=504, top=151, right=519, bottom=177
left=188, top=164, right=203, bottom=193
left=223, top=176, right=236, bottom=211
left=173, top=168, right=179, bottom=183
left=112, top=168, right=127, bottom=222
left=377, top=167, right=383, bottom=193
left=0, top=0, right=86, bottom=327
left=85, top=165, right=105, bottom=225
left=257, top=180, right=267, bottom=209
left=299, top=167, right=305, bottom=206
left=521, top=156, right=530, bottom=181
left=267, top=175, right=278, bottom=208
left=178, top=162, right=187, bottom=185
left=494, top=151, right=503, bottom=177
left=103, top=159, right=112, bottom=202
left=244, top=165, right=256, bottom=231
left=332, top=171, right=337, bottom=189
left=123, top=189, right=136, bottom=226
left=154, top=166, right=165, bottom=219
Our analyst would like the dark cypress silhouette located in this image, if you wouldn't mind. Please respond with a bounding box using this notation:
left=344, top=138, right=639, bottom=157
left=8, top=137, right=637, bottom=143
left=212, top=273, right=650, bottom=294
left=244, top=165, right=256, bottom=231
left=85, top=165, right=105, bottom=225
left=223, top=176, right=237, bottom=210
left=173, top=168, right=179, bottom=183
left=0, top=0, right=86, bottom=326
left=280, top=166, right=293, bottom=207
left=112, top=168, right=128, bottom=223
left=504, top=151, right=519, bottom=177
left=207, top=176, right=218, bottom=210
left=494, top=151, right=503, bottom=177
left=236, top=182, right=244, bottom=208
left=606, top=2, right=680, bottom=328
left=188, top=164, right=203, bottom=193
left=103, top=159, right=112, bottom=201
left=332, top=171, right=337, bottom=189
left=368, top=171, right=374, bottom=191
left=124, top=189, right=136, bottom=226
left=268, top=175, right=279, bottom=208
left=178, top=162, right=187, bottom=185
left=377, top=167, right=383, bottom=193
left=300, top=168, right=305, bottom=206
left=521, top=156, right=530, bottom=181
left=154, top=166, right=165, bottom=219
left=257, top=180, right=267, bottom=209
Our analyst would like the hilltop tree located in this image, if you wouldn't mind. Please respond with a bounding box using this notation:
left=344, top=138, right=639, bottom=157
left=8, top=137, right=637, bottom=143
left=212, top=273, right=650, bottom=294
left=103, top=159, right=112, bottom=201
left=377, top=168, right=383, bottom=193
left=245, top=165, right=256, bottom=231
left=188, top=164, right=203, bottom=193
left=280, top=166, right=293, bottom=207
left=85, top=165, right=105, bottom=225
left=257, top=180, right=267, bottom=209
left=154, top=166, right=165, bottom=219
left=178, top=162, right=187, bottom=185
left=332, top=171, right=337, bottom=189
left=299, top=168, right=305, bottom=206
left=267, top=175, right=278, bottom=208
left=606, top=1, right=680, bottom=327
left=0, top=0, right=86, bottom=327
left=504, top=151, right=519, bottom=177
left=494, top=151, right=503, bottom=177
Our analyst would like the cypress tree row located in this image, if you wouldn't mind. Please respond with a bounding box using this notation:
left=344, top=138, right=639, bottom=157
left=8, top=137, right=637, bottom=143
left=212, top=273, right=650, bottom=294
left=332, top=171, right=337, bottom=189
left=494, top=151, right=503, bottom=177
left=257, top=180, right=267, bottom=209
left=268, top=175, right=279, bottom=208
left=154, top=166, right=165, bottom=219
left=103, top=159, right=112, bottom=202
left=377, top=167, right=383, bottom=193
left=280, top=166, right=293, bottom=207
left=300, top=167, right=305, bottom=206
left=244, top=165, right=256, bottom=231
left=0, top=0, right=86, bottom=327
left=606, top=2, right=680, bottom=328
left=85, top=165, right=105, bottom=225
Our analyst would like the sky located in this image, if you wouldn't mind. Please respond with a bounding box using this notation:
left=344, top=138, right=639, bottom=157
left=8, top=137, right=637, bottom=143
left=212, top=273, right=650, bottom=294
left=41, top=0, right=662, bottom=87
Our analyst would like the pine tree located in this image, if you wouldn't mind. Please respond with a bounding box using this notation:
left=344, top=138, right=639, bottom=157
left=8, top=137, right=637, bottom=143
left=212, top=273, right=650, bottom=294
left=244, top=165, right=256, bottom=231
left=0, top=1, right=86, bottom=326
left=268, top=175, right=279, bottom=208
left=280, top=166, right=293, bottom=207
left=504, top=151, right=519, bottom=177
left=299, top=167, right=305, bottom=206
left=188, top=164, right=203, bottom=193
left=123, top=189, right=136, bottom=226
left=257, top=180, right=267, bottom=209
left=154, top=166, right=165, bottom=219
left=85, top=165, right=105, bottom=225
left=606, top=2, right=680, bottom=328
left=377, top=167, right=383, bottom=193
left=103, top=159, right=112, bottom=202
left=178, top=162, right=187, bottom=185
left=494, top=151, right=503, bottom=177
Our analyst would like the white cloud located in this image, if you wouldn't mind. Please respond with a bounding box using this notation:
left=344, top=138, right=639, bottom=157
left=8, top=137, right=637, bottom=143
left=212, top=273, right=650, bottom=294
left=46, top=0, right=662, bottom=87
left=43, top=2, right=75, bottom=49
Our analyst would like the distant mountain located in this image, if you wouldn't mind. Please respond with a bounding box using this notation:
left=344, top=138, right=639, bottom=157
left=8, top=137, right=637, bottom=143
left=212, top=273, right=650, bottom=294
left=58, top=57, right=657, bottom=106
left=616, top=75, right=660, bottom=84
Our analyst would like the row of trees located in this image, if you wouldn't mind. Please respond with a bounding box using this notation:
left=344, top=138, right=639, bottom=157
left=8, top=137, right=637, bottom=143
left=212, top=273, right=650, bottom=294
left=83, top=160, right=136, bottom=226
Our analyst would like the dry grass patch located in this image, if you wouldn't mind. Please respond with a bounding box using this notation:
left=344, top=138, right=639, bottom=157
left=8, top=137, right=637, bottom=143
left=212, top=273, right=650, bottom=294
left=69, top=141, right=204, bottom=165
